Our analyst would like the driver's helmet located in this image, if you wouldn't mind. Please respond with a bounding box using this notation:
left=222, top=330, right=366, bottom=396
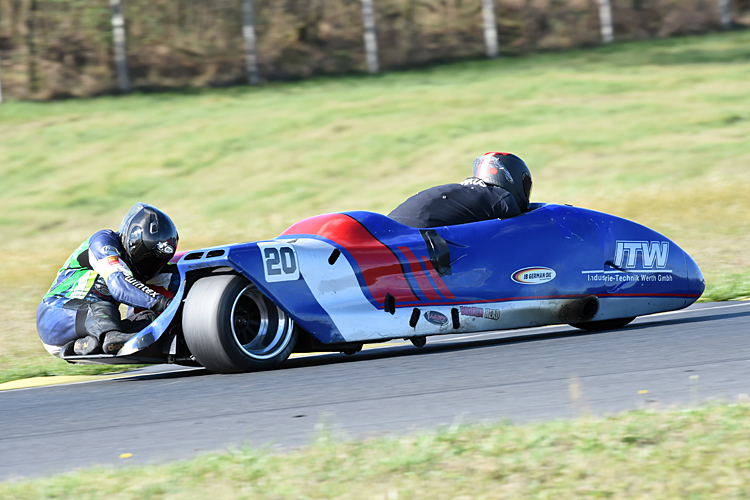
left=118, top=203, right=179, bottom=282
left=472, top=152, right=533, bottom=211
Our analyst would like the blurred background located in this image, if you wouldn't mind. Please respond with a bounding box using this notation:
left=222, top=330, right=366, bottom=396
left=0, top=0, right=748, bottom=99
left=0, top=0, right=749, bottom=381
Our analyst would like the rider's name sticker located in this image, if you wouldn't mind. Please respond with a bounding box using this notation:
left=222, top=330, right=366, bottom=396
left=259, top=242, right=300, bottom=283
left=512, top=267, right=556, bottom=285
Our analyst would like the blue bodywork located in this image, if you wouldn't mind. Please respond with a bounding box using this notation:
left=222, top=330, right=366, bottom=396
left=109, top=203, right=703, bottom=361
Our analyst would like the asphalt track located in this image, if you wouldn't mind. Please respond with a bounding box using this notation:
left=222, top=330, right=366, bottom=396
left=2, top=301, right=750, bottom=480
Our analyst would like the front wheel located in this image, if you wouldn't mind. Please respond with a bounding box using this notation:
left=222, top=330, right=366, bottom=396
left=569, top=317, right=636, bottom=331
left=182, top=275, right=297, bottom=373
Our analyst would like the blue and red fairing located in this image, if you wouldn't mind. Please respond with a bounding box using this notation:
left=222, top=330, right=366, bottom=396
left=121, top=203, right=704, bottom=353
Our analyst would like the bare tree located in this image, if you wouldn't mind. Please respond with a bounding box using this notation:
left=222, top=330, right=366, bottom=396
left=598, top=0, right=614, bottom=43
left=361, top=0, right=379, bottom=73
left=241, top=0, right=259, bottom=85
left=27, top=0, right=39, bottom=93
left=110, top=0, right=130, bottom=92
left=481, top=0, right=499, bottom=59
left=719, top=0, right=732, bottom=29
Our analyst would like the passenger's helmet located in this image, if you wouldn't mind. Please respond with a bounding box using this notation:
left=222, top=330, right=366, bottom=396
left=472, top=152, right=533, bottom=211
left=118, top=203, right=179, bottom=282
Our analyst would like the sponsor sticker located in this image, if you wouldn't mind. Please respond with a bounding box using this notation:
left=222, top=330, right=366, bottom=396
left=101, top=245, right=119, bottom=256
left=512, top=267, right=556, bottom=285
left=459, top=306, right=501, bottom=320
left=460, top=306, right=483, bottom=318
left=484, top=308, right=501, bottom=320
left=581, top=240, right=672, bottom=281
left=460, top=178, right=487, bottom=188
left=124, top=275, right=159, bottom=299
left=614, top=240, right=669, bottom=270
left=424, top=311, right=448, bottom=325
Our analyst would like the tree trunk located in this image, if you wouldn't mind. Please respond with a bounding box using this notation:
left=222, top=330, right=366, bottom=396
left=481, top=0, right=498, bottom=59
left=241, top=0, right=259, bottom=85
left=110, top=0, right=130, bottom=92
left=361, top=0, right=379, bottom=73
left=26, top=0, right=38, bottom=93
left=597, top=0, right=614, bottom=43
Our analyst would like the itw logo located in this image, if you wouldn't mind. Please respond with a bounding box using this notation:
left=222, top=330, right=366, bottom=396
left=614, top=241, right=670, bottom=269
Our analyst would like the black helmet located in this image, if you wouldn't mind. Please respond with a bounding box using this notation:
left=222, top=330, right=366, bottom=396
left=472, top=152, right=533, bottom=211
left=118, top=203, right=179, bottom=282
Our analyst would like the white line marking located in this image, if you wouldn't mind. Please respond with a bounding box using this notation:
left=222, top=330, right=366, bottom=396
left=648, top=301, right=750, bottom=318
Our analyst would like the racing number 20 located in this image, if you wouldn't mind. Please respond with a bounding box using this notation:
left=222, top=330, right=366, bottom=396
left=264, top=247, right=296, bottom=276
left=259, top=242, right=300, bottom=283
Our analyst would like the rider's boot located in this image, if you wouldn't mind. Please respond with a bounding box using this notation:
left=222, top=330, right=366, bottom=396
left=73, top=335, right=101, bottom=355
left=80, top=301, right=131, bottom=355
left=101, top=331, right=136, bottom=354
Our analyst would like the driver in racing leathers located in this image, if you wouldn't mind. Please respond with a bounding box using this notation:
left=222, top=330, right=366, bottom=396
left=388, top=152, right=533, bottom=228
left=36, top=203, right=179, bottom=357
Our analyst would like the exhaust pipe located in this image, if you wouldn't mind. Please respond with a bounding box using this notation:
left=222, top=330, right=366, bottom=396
left=559, top=295, right=599, bottom=323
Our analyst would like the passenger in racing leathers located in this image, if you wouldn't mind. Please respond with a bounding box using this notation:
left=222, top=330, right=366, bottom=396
left=388, top=152, right=533, bottom=228
left=36, top=203, right=179, bottom=357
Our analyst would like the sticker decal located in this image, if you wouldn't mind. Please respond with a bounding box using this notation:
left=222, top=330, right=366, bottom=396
left=614, top=240, right=669, bottom=269
left=124, top=275, right=159, bottom=299
left=101, top=245, right=119, bottom=256
left=582, top=240, right=672, bottom=281
left=424, top=311, right=448, bottom=325
left=460, top=306, right=483, bottom=318
left=512, top=267, right=556, bottom=285
left=459, top=306, right=501, bottom=320
left=484, top=308, right=501, bottom=320
left=259, top=242, right=300, bottom=283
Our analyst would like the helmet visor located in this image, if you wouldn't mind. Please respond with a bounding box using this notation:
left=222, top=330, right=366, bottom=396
left=472, top=155, right=514, bottom=187
left=119, top=203, right=153, bottom=235
left=522, top=172, right=533, bottom=204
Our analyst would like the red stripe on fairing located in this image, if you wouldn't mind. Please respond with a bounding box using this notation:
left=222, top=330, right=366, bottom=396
left=420, top=256, right=457, bottom=300
left=170, top=251, right=187, bottom=264
left=282, top=214, right=418, bottom=305
left=398, top=247, right=441, bottom=301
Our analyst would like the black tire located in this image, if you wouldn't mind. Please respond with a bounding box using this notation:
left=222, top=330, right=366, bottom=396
left=569, top=317, right=636, bottom=331
left=182, top=275, right=297, bottom=373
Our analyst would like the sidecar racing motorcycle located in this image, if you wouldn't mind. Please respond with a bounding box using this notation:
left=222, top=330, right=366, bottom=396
left=60, top=203, right=705, bottom=373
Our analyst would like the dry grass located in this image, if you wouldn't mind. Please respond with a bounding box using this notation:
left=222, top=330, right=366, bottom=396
left=3, top=403, right=750, bottom=498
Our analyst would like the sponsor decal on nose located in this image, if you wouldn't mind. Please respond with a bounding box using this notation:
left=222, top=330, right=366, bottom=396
left=614, top=241, right=670, bottom=269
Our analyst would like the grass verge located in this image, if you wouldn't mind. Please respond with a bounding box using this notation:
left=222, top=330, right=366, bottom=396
left=2, top=403, right=750, bottom=498
left=1, top=31, right=749, bottom=382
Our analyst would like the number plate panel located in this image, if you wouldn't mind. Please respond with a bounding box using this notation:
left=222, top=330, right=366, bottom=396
left=258, top=242, right=300, bottom=282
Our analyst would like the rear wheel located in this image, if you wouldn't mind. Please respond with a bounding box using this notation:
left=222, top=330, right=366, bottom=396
left=569, top=317, right=636, bottom=331
left=182, top=275, right=297, bottom=373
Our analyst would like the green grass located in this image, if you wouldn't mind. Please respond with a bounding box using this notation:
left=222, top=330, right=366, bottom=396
left=1, top=31, right=749, bottom=381
left=3, top=403, right=750, bottom=498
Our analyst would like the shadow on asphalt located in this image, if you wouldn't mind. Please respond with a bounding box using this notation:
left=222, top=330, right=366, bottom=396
left=114, top=366, right=210, bottom=382
left=283, top=309, right=750, bottom=370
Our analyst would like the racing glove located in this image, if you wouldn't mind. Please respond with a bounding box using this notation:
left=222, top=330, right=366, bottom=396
left=150, top=296, right=172, bottom=314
